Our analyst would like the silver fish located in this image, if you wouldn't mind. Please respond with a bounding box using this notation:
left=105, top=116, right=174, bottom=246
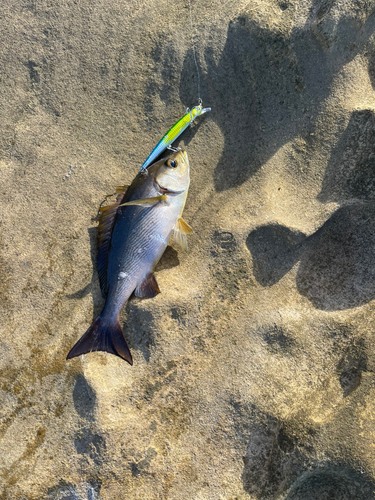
left=67, top=150, right=192, bottom=364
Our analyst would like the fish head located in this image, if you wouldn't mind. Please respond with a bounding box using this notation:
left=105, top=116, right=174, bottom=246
left=154, top=150, right=190, bottom=194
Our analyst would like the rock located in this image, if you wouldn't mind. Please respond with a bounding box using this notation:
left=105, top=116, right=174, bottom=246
left=1, top=0, right=375, bottom=498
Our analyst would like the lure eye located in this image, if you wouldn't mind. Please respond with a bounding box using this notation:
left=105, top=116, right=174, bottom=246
left=166, top=159, right=178, bottom=168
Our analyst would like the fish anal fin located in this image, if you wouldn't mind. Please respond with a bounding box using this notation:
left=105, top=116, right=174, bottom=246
left=134, top=273, right=161, bottom=298
left=97, top=185, right=128, bottom=296
left=173, top=217, right=193, bottom=252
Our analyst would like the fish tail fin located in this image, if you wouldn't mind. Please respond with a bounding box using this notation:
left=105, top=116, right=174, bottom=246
left=66, top=314, right=133, bottom=365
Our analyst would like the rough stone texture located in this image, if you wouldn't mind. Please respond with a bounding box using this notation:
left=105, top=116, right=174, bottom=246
left=1, top=0, right=375, bottom=499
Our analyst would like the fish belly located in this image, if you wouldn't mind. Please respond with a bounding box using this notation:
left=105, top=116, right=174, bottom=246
left=103, top=199, right=181, bottom=318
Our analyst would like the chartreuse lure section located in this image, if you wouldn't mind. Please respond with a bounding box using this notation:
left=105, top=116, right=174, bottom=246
left=140, top=103, right=211, bottom=172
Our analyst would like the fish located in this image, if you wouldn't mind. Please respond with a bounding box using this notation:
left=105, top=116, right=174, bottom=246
left=67, top=149, right=192, bottom=364
left=139, top=103, right=210, bottom=173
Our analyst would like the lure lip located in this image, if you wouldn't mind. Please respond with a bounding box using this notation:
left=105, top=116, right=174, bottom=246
left=200, top=107, right=211, bottom=115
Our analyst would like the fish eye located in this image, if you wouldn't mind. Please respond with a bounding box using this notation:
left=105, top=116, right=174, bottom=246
left=166, top=159, right=178, bottom=168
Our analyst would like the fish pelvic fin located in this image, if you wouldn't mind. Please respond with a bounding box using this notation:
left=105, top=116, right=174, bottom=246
left=173, top=217, right=193, bottom=252
left=134, top=273, right=161, bottom=298
left=66, top=314, right=133, bottom=365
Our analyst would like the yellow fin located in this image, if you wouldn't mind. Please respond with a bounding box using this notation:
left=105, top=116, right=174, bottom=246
left=173, top=217, right=193, bottom=252
left=175, top=217, right=193, bottom=234
left=119, top=195, right=168, bottom=208
left=116, top=185, right=129, bottom=194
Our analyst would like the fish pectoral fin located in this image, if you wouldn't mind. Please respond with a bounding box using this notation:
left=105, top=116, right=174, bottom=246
left=119, top=195, right=168, bottom=208
left=173, top=217, right=193, bottom=252
left=134, top=273, right=161, bottom=298
left=116, top=184, right=129, bottom=194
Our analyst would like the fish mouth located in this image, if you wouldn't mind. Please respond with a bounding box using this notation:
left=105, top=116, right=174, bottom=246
left=154, top=180, right=185, bottom=195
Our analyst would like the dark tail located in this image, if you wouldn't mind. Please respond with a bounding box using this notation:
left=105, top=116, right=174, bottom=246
left=66, top=314, right=133, bottom=365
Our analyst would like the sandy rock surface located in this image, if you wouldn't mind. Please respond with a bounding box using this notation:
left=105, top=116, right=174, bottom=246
left=1, top=0, right=375, bottom=498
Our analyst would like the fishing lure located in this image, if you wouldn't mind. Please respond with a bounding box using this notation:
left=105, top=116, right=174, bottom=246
left=139, top=101, right=211, bottom=173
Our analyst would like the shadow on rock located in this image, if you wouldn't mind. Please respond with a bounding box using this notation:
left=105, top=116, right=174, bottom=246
left=285, top=465, right=375, bottom=500
left=72, top=375, right=107, bottom=468
left=319, top=110, right=375, bottom=204
left=123, top=304, right=155, bottom=362
left=241, top=411, right=309, bottom=499
left=65, top=226, right=104, bottom=321
left=181, top=14, right=307, bottom=191
left=130, top=447, right=158, bottom=477
left=73, top=375, right=96, bottom=421
left=246, top=224, right=306, bottom=286
left=178, top=3, right=375, bottom=191
left=74, top=429, right=107, bottom=466
left=143, top=43, right=202, bottom=152
left=337, top=337, right=368, bottom=398
left=296, top=202, right=375, bottom=310
left=369, top=50, right=375, bottom=89
left=44, top=479, right=101, bottom=500
left=241, top=410, right=375, bottom=500
left=260, top=323, right=298, bottom=355
left=154, top=245, right=180, bottom=272
left=247, top=202, right=375, bottom=310
left=45, top=481, right=80, bottom=500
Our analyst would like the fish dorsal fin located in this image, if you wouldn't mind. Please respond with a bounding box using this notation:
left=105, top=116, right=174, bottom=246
left=134, top=273, right=161, bottom=298
left=173, top=217, right=193, bottom=252
left=97, top=185, right=128, bottom=296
